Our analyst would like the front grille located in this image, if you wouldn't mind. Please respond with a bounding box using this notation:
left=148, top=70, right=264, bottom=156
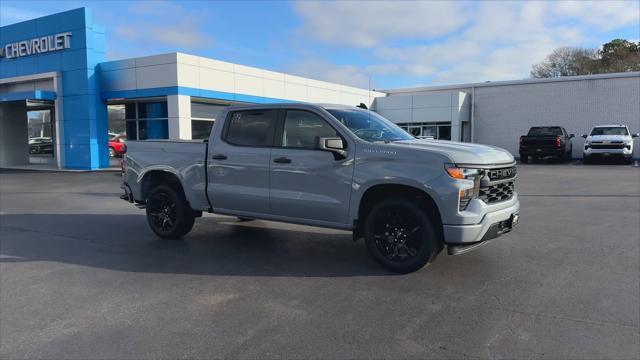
left=589, top=144, right=626, bottom=149
left=487, top=166, right=517, bottom=181
left=479, top=181, right=514, bottom=204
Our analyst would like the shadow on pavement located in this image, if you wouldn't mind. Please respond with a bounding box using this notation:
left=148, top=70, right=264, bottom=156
left=0, top=213, right=393, bottom=278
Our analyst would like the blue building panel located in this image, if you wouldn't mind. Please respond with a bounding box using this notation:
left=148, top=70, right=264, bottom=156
left=36, top=52, right=63, bottom=73
left=0, top=7, right=107, bottom=170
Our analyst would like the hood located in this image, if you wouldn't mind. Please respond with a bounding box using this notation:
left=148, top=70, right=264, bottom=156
left=392, top=139, right=515, bottom=165
left=587, top=134, right=631, bottom=142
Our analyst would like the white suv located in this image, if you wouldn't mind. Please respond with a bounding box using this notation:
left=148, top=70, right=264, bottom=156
left=582, top=125, right=638, bottom=164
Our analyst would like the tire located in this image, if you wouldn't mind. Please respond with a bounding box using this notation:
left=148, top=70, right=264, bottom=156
left=520, top=154, right=528, bottom=164
left=146, top=184, right=195, bottom=240
left=583, top=155, right=591, bottom=164
left=109, top=147, right=116, bottom=158
left=364, top=198, right=441, bottom=274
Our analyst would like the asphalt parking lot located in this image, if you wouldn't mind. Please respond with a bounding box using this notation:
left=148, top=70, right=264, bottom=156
left=1, top=163, right=639, bottom=359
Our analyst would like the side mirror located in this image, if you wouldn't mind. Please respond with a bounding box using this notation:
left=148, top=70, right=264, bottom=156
left=569, top=134, right=575, bottom=139
left=319, top=137, right=347, bottom=158
left=581, top=134, right=588, bottom=139
left=632, top=133, right=639, bottom=138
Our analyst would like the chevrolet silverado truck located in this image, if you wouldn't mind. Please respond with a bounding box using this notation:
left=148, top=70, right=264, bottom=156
left=582, top=125, right=638, bottom=164
left=121, top=104, right=520, bottom=273
left=519, top=126, right=574, bottom=163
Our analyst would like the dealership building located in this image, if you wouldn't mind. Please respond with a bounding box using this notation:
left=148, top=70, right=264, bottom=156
left=1, top=8, right=639, bottom=170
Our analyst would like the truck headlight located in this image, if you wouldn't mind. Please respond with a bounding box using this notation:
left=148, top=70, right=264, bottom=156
left=444, top=163, right=481, bottom=180
left=445, top=164, right=481, bottom=211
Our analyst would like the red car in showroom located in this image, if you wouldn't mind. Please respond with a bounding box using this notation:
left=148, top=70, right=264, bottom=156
left=108, top=133, right=126, bottom=157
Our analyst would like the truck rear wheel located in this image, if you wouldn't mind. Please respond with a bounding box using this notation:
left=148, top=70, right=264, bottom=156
left=146, top=184, right=195, bottom=240
left=364, top=198, right=441, bottom=273
left=520, top=154, right=528, bottom=164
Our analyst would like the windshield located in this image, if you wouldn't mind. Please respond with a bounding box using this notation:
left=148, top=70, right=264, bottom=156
left=590, top=127, right=629, bottom=136
left=528, top=127, right=562, bottom=136
left=326, top=108, right=414, bottom=143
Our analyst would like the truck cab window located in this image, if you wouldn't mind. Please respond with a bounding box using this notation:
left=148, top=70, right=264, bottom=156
left=282, top=110, right=337, bottom=149
left=225, top=110, right=276, bottom=146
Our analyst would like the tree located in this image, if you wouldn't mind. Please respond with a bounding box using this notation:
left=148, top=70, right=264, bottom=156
left=531, top=39, right=640, bottom=78
left=599, top=39, right=640, bottom=72
left=530, top=47, right=599, bottom=78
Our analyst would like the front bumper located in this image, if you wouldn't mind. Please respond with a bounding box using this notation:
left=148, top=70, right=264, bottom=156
left=443, top=197, right=520, bottom=253
left=584, top=147, right=632, bottom=157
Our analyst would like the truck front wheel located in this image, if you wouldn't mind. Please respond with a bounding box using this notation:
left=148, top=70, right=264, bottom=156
left=364, top=198, right=441, bottom=273
left=146, top=184, right=195, bottom=240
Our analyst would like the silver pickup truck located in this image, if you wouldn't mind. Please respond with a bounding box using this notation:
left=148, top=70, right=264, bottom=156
left=121, top=103, right=519, bottom=273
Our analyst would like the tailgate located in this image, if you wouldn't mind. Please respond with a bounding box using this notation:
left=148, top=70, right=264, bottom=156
left=521, top=136, right=558, bottom=147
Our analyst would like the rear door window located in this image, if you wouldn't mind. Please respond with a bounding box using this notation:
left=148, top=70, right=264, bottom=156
left=225, top=110, right=277, bottom=146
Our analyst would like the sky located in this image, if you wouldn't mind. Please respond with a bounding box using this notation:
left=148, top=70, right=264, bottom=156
left=1, top=0, right=639, bottom=89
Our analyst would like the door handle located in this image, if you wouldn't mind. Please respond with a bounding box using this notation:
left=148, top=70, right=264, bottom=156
left=273, top=157, right=292, bottom=164
left=212, top=154, right=227, bottom=160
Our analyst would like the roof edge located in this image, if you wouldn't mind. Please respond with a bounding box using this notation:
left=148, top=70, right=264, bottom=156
left=380, top=71, right=640, bottom=94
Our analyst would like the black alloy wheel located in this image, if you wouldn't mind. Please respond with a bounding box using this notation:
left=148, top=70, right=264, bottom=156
left=146, top=184, right=195, bottom=239
left=364, top=198, right=441, bottom=273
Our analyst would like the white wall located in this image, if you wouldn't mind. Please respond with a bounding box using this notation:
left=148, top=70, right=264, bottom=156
left=471, top=76, right=640, bottom=157
left=100, top=52, right=386, bottom=140
left=373, top=91, right=470, bottom=141
left=381, top=74, right=640, bottom=158
left=100, top=53, right=384, bottom=106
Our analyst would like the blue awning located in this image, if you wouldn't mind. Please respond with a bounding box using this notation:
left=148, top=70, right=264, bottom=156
left=0, top=90, right=57, bottom=102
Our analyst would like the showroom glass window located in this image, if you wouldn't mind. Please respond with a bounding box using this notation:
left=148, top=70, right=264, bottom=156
left=120, top=101, right=169, bottom=140
left=398, top=122, right=452, bottom=140
left=191, top=102, right=226, bottom=140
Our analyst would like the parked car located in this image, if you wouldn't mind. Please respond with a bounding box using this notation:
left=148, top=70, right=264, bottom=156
left=109, top=133, right=127, bottom=157
left=121, top=104, right=520, bottom=273
left=28, top=137, right=53, bottom=154
left=519, top=126, right=574, bottom=163
left=582, top=125, right=638, bottom=164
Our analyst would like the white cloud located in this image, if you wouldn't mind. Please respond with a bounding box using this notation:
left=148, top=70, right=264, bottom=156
left=552, top=0, right=640, bottom=31
left=286, top=59, right=436, bottom=88
left=0, top=6, right=45, bottom=26
left=292, top=0, right=639, bottom=87
left=287, top=59, right=370, bottom=88
left=114, top=1, right=213, bottom=49
left=293, top=1, right=468, bottom=47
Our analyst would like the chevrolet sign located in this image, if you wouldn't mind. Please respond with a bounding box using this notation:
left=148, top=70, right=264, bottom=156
left=488, top=167, right=517, bottom=181
left=0, top=32, right=72, bottom=59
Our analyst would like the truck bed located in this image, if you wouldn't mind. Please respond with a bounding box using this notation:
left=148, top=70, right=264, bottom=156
left=123, top=139, right=210, bottom=210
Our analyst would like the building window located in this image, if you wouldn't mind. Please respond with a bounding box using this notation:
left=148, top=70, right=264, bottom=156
left=190, top=101, right=228, bottom=139
left=108, top=104, right=126, bottom=138
left=110, top=100, right=168, bottom=140
left=398, top=122, right=452, bottom=140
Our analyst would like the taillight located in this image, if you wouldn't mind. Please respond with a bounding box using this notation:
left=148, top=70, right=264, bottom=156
left=519, top=136, right=523, bottom=146
left=556, top=136, right=561, bottom=147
